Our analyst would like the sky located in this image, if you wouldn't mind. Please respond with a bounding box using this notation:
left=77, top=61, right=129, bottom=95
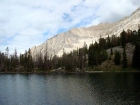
left=0, top=0, right=140, bottom=54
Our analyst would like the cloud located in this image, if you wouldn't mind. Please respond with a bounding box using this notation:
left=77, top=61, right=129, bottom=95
left=0, top=0, right=140, bottom=54
left=130, top=0, right=140, bottom=6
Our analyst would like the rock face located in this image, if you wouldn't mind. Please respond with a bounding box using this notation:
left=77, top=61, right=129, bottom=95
left=31, top=7, right=140, bottom=58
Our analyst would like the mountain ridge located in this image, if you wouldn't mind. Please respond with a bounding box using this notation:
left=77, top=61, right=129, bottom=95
left=31, top=6, right=140, bottom=58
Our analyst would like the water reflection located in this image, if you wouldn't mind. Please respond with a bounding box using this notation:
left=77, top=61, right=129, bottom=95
left=0, top=73, right=140, bottom=105
left=87, top=73, right=140, bottom=105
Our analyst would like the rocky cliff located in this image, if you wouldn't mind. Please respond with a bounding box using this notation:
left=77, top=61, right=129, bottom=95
left=31, top=7, right=140, bottom=58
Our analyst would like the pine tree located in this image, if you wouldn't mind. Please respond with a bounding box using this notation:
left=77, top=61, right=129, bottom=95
left=110, top=48, right=113, bottom=55
left=117, top=37, right=120, bottom=46
left=114, top=50, right=121, bottom=65
left=132, top=44, right=140, bottom=69
left=5, top=47, right=9, bottom=58
left=99, top=38, right=106, bottom=50
left=88, top=44, right=94, bottom=66
left=122, top=48, right=127, bottom=68
left=14, top=48, right=18, bottom=67
left=107, top=35, right=111, bottom=48
left=88, top=42, right=99, bottom=66
left=24, top=50, right=28, bottom=69
left=120, top=30, right=127, bottom=48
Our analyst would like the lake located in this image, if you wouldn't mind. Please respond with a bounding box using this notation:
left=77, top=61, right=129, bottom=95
left=0, top=73, right=140, bottom=105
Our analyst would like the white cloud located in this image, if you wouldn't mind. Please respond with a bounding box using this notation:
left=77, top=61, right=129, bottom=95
left=0, top=0, right=139, bottom=54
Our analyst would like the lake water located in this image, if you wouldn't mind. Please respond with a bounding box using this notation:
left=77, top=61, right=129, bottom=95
left=0, top=73, right=140, bottom=105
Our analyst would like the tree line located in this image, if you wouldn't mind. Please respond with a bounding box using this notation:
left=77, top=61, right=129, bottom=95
left=0, top=27, right=140, bottom=72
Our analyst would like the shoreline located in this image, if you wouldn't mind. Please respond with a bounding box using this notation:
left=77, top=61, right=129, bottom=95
left=85, top=70, right=140, bottom=73
left=0, top=70, right=140, bottom=74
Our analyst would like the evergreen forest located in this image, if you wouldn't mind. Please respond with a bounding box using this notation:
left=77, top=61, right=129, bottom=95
left=0, top=27, right=140, bottom=73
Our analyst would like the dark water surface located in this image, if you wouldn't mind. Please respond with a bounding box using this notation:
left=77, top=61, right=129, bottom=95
left=0, top=73, right=140, bottom=105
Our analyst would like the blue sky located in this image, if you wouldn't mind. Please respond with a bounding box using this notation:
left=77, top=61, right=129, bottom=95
left=0, top=0, right=140, bottom=54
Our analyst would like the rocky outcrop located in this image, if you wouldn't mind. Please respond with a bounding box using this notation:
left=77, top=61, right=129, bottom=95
left=31, top=7, right=140, bottom=58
